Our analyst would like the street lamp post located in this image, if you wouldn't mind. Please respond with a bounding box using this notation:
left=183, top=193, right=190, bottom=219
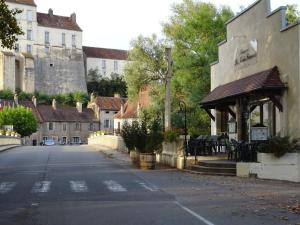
left=179, top=100, right=187, bottom=169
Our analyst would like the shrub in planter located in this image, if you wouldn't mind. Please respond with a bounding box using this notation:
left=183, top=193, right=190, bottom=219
left=258, top=136, right=297, bottom=158
left=164, top=129, right=179, bottom=143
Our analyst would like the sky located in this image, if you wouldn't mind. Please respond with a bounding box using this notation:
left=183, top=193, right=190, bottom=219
left=34, top=0, right=300, bottom=50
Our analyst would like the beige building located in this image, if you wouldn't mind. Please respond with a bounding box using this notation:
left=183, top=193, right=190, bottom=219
left=0, top=0, right=87, bottom=95
left=0, top=97, right=99, bottom=145
left=83, top=46, right=128, bottom=79
left=201, top=0, right=300, bottom=141
left=88, top=94, right=127, bottom=133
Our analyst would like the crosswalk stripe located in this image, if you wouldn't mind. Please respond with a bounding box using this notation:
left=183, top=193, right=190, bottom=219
left=70, top=181, right=88, bottom=192
left=31, top=181, right=51, bottom=193
left=0, top=182, right=16, bottom=194
left=103, top=180, right=127, bottom=192
left=136, top=181, right=159, bottom=192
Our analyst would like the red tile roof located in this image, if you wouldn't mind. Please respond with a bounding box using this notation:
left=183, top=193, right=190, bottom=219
left=94, top=96, right=127, bottom=111
left=36, top=105, right=96, bottom=122
left=201, top=66, right=286, bottom=107
left=83, top=46, right=128, bottom=60
left=5, top=0, right=36, bottom=6
left=114, top=86, right=151, bottom=119
left=37, top=12, right=82, bottom=31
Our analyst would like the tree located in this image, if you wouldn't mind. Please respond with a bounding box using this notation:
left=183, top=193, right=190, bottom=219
left=162, top=0, right=234, bottom=135
left=286, top=4, right=300, bottom=24
left=87, top=68, right=101, bottom=82
left=124, top=34, right=167, bottom=100
left=0, top=106, right=37, bottom=137
left=0, top=0, right=23, bottom=49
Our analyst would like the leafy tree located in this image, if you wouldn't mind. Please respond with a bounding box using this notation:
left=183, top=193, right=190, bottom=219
left=163, top=0, right=234, bottom=135
left=286, top=4, right=300, bottom=24
left=0, top=0, right=23, bottom=49
left=124, top=34, right=167, bottom=101
left=87, top=68, right=102, bottom=82
left=0, top=106, right=37, bottom=137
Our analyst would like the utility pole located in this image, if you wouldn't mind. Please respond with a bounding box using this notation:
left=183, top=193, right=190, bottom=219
left=165, top=47, right=173, bottom=131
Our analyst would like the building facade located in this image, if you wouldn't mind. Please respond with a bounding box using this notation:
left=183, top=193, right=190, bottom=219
left=0, top=0, right=87, bottom=95
left=201, top=0, right=300, bottom=141
left=88, top=94, right=127, bottom=133
left=83, top=46, right=128, bottom=80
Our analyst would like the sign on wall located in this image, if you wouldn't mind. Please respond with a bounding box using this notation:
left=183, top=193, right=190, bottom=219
left=251, top=127, right=268, bottom=141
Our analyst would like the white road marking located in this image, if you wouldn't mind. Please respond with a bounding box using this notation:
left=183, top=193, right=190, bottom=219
left=103, top=180, right=127, bottom=192
left=174, top=201, right=215, bottom=225
left=70, top=181, right=88, bottom=192
left=0, top=182, right=16, bottom=194
left=136, top=181, right=159, bottom=192
left=31, top=181, right=51, bottom=193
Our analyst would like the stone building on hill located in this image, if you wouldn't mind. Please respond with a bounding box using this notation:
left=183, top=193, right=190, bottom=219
left=0, top=0, right=87, bottom=95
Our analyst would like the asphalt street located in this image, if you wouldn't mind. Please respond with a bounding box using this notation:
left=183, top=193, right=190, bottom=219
left=0, top=145, right=299, bottom=225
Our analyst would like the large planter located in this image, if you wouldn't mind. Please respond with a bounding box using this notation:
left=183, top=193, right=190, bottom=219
left=130, top=151, right=140, bottom=167
left=139, top=153, right=156, bottom=170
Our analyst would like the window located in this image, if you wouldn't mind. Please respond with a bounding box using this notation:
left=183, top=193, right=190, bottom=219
left=43, top=137, right=48, bottom=141
left=45, top=31, right=50, bottom=44
left=104, top=119, right=109, bottom=128
left=102, top=60, right=106, bottom=75
left=15, top=43, right=19, bottom=52
left=89, top=123, right=94, bottom=131
left=75, top=123, right=80, bottom=130
left=63, top=123, right=67, bottom=131
left=73, top=137, right=80, bottom=144
left=114, top=61, right=118, bottom=72
left=105, top=111, right=109, bottom=114
left=62, top=33, right=66, bottom=46
left=45, top=46, right=50, bottom=54
left=48, top=122, right=53, bottom=131
left=72, top=34, right=76, bottom=47
left=27, top=45, right=32, bottom=53
left=27, top=10, right=33, bottom=21
left=27, top=30, right=32, bottom=40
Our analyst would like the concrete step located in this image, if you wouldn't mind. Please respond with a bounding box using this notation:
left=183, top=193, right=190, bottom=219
left=190, top=160, right=236, bottom=176
left=197, top=160, right=236, bottom=169
left=191, top=165, right=236, bottom=174
left=184, top=169, right=236, bottom=177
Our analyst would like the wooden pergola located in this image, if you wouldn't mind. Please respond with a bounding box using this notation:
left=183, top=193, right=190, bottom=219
left=201, top=66, right=286, bottom=141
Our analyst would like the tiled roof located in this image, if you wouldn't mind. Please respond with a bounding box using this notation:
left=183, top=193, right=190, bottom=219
left=5, top=0, right=36, bottom=6
left=94, top=96, right=127, bottom=111
left=114, top=86, right=151, bottom=119
left=37, top=12, right=82, bottom=31
left=36, top=105, right=96, bottom=122
left=0, top=100, right=43, bottom=123
left=83, top=46, right=128, bottom=60
left=201, top=66, right=286, bottom=107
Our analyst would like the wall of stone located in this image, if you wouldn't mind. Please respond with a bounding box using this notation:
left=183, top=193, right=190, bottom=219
left=34, top=47, right=87, bottom=94
left=0, top=136, right=21, bottom=145
left=88, top=135, right=127, bottom=152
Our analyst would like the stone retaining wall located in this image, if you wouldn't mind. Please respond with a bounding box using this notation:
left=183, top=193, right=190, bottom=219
left=0, top=136, right=21, bottom=146
left=88, top=135, right=127, bottom=152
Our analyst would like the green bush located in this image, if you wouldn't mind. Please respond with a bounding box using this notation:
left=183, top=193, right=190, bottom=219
left=258, top=136, right=297, bottom=158
left=0, top=106, right=37, bottom=137
left=164, top=129, right=179, bottom=143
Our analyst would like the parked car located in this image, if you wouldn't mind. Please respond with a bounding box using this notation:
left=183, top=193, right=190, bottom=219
left=42, top=139, right=55, bottom=146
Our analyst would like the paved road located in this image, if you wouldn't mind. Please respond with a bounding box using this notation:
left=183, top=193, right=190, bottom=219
left=0, top=145, right=299, bottom=225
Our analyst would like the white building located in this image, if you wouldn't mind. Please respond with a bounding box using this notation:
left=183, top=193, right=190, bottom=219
left=83, top=46, right=128, bottom=79
left=0, top=0, right=87, bottom=94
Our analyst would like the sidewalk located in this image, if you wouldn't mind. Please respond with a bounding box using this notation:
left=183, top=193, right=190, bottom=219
left=90, top=145, right=131, bottom=163
left=0, top=145, right=20, bottom=153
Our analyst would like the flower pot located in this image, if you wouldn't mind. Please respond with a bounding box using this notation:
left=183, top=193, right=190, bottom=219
left=139, top=153, right=156, bottom=170
left=130, top=151, right=140, bottom=167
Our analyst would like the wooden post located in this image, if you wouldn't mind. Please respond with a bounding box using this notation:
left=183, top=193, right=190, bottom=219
left=236, top=97, right=248, bottom=142
left=165, top=47, right=173, bottom=131
left=260, top=103, right=264, bottom=125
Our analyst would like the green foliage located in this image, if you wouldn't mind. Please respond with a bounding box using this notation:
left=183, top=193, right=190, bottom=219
left=87, top=68, right=102, bottom=82
left=0, top=106, right=37, bottom=137
left=0, top=89, right=14, bottom=99
left=164, top=129, right=180, bottom=143
left=87, top=73, right=127, bottom=98
left=259, top=136, right=297, bottom=158
left=120, top=114, right=164, bottom=154
left=0, top=0, right=23, bottom=49
left=286, top=4, right=300, bottom=24
left=163, top=0, right=234, bottom=135
left=124, top=34, right=167, bottom=100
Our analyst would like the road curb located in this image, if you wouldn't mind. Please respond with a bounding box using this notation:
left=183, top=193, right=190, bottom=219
left=0, top=145, right=21, bottom=153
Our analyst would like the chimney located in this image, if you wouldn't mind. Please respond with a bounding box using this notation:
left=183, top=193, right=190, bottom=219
left=14, top=93, right=18, bottom=105
left=70, top=13, right=76, bottom=23
left=114, top=93, right=120, bottom=98
left=32, top=96, right=37, bottom=107
left=48, top=8, right=53, bottom=17
left=52, top=99, right=57, bottom=110
left=76, top=102, right=82, bottom=113
left=120, top=104, right=124, bottom=117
